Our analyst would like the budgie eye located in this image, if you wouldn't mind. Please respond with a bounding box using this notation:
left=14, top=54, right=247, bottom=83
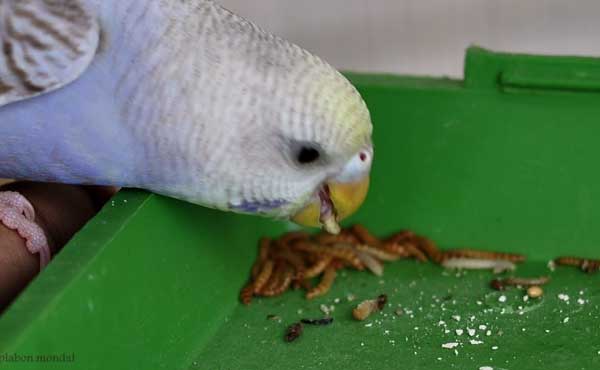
left=296, top=146, right=321, bottom=164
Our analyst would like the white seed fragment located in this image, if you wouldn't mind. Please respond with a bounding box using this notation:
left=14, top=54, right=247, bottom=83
left=478, top=325, right=487, bottom=330
left=456, top=329, right=464, bottom=336
left=442, top=342, right=460, bottom=349
left=470, top=339, right=483, bottom=345
left=467, top=328, right=476, bottom=336
left=498, top=295, right=507, bottom=303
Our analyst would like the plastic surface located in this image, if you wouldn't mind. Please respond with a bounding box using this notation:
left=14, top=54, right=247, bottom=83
left=1, top=47, right=600, bottom=369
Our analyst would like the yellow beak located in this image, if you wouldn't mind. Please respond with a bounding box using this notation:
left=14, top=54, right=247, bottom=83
left=291, top=175, right=370, bottom=231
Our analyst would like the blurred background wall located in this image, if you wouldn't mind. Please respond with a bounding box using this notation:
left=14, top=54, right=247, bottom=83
left=219, top=0, right=600, bottom=78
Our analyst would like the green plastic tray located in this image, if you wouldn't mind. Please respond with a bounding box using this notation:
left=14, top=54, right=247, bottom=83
left=2, top=47, right=600, bottom=370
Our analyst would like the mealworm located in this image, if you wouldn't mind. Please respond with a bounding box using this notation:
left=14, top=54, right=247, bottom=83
left=490, top=276, right=550, bottom=291
left=314, top=230, right=359, bottom=245
left=443, top=258, right=515, bottom=273
left=306, top=266, right=337, bottom=299
left=404, top=243, right=429, bottom=262
left=414, top=236, right=442, bottom=263
left=304, top=255, right=333, bottom=278
left=251, top=237, right=272, bottom=278
left=271, top=243, right=306, bottom=278
left=385, top=230, right=415, bottom=245
left=260, top=262, right=293, bottom=297
left=554, top=256, right=600, bottom=273
left=356, top=250, right=384, bottom=276
left=351, top=224, right=382, bottom=247
left=292, top=242, right=363, bottom=270
left=442, top=248, right=525, bottom=263
left=240, top=283, right=254, bottom=305
left=279, top=231, right=310, bottom=246
left=329, top=258, right=347, bottom=270
left=253, top=259, right=274, bottom=293
left=354, top=244, right=401, bottom=261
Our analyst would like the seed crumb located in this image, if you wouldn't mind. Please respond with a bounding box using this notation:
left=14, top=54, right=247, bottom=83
left=442, top=342, right=460, bottom=349
left=563, top=317, right=570, bottom=323
left=456, top=329, right=464, bottom=336
left=479, top=325, right=487, bottom=330
left=452, top=315, right=461, bottom=322
left=577, top=298, right=585, bottom=305
left=558, top=293, right=570, bottom=302
left=467, top=328, right=476, bottom=336
left=498, top=295, right=507, bottom=303
left=492, top=346, right=498, bottom=350
left=470, top=340, right=483, bottom=345
left=480, top=366, right=493, bottom=370
left=486, top=330, right=492, bottom=336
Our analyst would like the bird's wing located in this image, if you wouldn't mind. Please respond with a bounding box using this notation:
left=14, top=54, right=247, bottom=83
left=0, top=0, right=99, bottom=107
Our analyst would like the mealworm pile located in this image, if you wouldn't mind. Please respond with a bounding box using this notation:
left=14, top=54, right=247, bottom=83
left=240, top=224, right=526, bottom=304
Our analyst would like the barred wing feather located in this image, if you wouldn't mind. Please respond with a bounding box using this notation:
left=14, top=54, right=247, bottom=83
left=0, top=0, right=99, bottom=107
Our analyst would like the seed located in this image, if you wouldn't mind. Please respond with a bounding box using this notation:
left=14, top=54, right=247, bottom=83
left=527, top=286, right=543, bottom=299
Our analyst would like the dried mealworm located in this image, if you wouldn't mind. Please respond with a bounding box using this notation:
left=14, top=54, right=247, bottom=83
left=356, top=250, right=384, bottom=276
left=304, top=255, right=333, bottom=278
left=284, top=322, right=303, bottom=342
left=354, top=244, right=401, bottom=261
left=253, top=259, right=274, bottom=293
left=352, top=294, right=388, bottom=321
left=442, top=248, right=525, bottom=263
left=351, top=224, right=382, bottom=247
left=490, top=276, right=550, bottom=291
left=300, top=317, right=334, bottom=325
left=554, top=256, right=600, bottom=273
left=306, top=266, right=337, bottom=299
left=240, top=283, right=254, bottom=305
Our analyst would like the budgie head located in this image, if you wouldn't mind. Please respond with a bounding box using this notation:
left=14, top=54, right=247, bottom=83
left=154, top=3, right=374, bottom=233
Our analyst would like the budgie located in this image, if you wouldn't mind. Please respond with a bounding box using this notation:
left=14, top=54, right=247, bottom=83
left=0, top=0, right=373, bottom=237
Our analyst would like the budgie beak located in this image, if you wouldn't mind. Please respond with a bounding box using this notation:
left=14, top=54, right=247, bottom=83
left=291, top=175, right=370, bottom=234
left=291, top=148, right=372, bottom=234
